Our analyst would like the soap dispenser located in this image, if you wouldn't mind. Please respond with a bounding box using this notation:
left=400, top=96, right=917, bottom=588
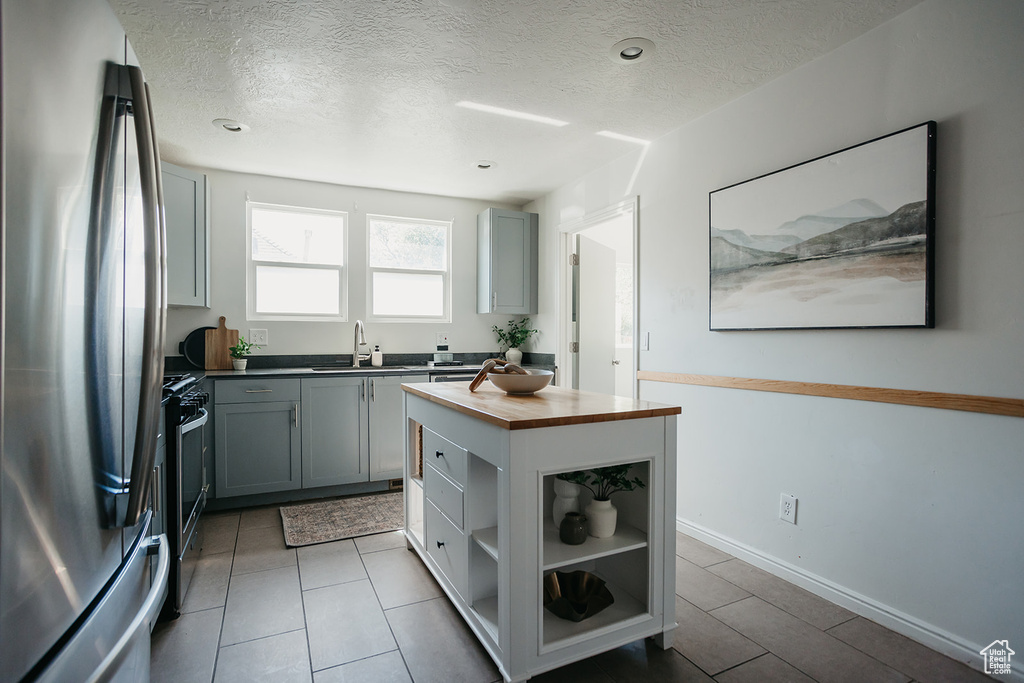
left=371, top=345, right=383, bottom=367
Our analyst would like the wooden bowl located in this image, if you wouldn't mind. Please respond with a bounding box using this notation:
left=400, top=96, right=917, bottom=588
left=487, top=369, right=553, bottom=395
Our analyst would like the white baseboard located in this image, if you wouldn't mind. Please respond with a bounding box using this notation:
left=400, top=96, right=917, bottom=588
left=677, top=518, right=1023, bottom=682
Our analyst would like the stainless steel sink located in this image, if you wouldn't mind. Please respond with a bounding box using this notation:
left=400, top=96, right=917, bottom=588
left=309, top=365, right=420, bottom=373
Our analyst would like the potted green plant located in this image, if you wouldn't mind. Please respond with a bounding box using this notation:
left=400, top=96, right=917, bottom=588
left=557, top=464, right=645, bottom=538
left=492, top=317, right=538, bottom=365
left=228, top=336, right=261, bottom=371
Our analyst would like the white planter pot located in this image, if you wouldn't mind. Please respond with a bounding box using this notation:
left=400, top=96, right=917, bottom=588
left=585, top=498, right=617, bottom=538
left=232, top=358, right=248, bottom=371
left=505, top=347, right=523, bottom=365
left=551, top=479, right=581, bottom=527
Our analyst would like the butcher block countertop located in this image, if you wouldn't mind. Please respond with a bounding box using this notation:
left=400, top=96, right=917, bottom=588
left=401, top=381, right=681, bottom=430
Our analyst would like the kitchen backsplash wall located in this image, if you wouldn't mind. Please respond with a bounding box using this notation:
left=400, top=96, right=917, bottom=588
left=163, top=168, right=542, bottom=358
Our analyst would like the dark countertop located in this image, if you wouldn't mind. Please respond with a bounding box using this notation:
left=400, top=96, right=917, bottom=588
left=167, top=352, right=557, bottom=374
left=204, top=365, right=480, bottom=379
left=165, top=352, right=556, bottom=379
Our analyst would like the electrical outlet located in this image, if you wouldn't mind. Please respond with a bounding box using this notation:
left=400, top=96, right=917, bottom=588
left=435, top=332, right=449, bottom=350
left=248, top=328, right=269, bottom=346
left=779, top=493, right=797, bottom=524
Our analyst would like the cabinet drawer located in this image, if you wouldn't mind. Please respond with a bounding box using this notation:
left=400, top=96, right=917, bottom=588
left=422, top=427, right=467, bottom=485
left=426, top=499, right=467, bottom=599
left=215, top=378, right=300, bottom=404
left=424, top=462, right=464, bottom=529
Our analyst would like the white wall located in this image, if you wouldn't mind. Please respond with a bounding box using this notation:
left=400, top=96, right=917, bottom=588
left=165, top=170, right=523, bottom=357
left=527, top=0, right=1024, bottom=674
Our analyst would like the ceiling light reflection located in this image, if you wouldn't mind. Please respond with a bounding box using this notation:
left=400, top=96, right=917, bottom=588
left=596, top=130, right=650, bottom=145
left=456, top=101, right=569, bottom=127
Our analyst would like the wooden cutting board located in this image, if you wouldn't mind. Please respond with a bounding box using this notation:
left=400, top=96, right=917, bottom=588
left=205, top=316, right=238, bottom=370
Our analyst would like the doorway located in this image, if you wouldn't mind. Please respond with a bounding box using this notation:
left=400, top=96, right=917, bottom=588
left=559, top=198, right=637, bottom=398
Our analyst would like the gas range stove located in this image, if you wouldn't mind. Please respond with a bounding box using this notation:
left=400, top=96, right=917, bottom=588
left=162, top=372, right=198, bottom=399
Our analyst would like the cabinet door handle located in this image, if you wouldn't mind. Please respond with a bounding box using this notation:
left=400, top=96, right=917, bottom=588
left=492, top=292, right=497, bottom=310
left=245, top=389, right=273, bottom=393
left=370, top=378, right=375, bottom=402
left=435, top=450, right=443, bottom=459
left=436, top=540, right=445, bottom=548
left=294, top=403, right=299, bottom=427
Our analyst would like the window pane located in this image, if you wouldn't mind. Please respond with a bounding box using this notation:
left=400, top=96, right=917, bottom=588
left=369, top=219, right=446, bottom=270
left=372, top=272, right=443, bottom=317
left=256, top=265, right=340, bottom=315
left=252, top=206, right=344, bottom=266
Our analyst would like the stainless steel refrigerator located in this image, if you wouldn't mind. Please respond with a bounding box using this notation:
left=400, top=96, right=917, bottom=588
left=1, top=0, right=169, bottom=680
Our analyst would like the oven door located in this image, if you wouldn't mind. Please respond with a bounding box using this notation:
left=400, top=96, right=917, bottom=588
left=177, top=408, right=208, bottom=553
left=172, top=406, right=207, bottom=612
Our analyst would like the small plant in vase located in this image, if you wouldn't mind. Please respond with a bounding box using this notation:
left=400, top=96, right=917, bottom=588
left=228, top=336, right=261, bottom=371
left=492, top=317, right=537, bottom=365
left=557, top=464, right=645, bottom=538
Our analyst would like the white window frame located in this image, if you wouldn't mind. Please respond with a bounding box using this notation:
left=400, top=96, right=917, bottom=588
left=366, top=213, right=452, bottom=323
left=246, top=201, right=349, bottom=322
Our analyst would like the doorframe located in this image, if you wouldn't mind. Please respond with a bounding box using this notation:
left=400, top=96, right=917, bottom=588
left=556, top=197, right=639, bottom=397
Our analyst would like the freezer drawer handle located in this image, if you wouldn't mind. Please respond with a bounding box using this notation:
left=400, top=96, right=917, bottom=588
left=86, top=533, right=169, bottom=683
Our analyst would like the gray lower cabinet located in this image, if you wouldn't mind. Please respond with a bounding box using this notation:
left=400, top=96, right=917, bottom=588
left=212, top=374, right=416, bottom=497
left=301, top=376, right=368, bottom=488
left=368, top=375, right=416, bottom=480
left=214, top=379, right=301, bottom=498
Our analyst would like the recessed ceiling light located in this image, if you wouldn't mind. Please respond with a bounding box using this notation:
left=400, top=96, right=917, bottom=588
left=609, top=38, right=655, bottom=64
left=596, top=130, right=651, bottom=145
left=456, top=101, right=569, bottom=127
left=474, top=160, right=496, bottom=170
left=212, top=118, right=249, bottom=133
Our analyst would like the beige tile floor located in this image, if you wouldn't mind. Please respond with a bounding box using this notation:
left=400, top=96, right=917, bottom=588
left=151, top=506, right=992, bottom=682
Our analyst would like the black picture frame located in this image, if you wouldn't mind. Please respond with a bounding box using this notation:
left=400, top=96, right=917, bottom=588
left=709, top=121, right=936, bottom=331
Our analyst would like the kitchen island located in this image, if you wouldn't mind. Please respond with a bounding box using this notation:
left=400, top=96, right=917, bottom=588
left=402, top=381, right=681, bottom=682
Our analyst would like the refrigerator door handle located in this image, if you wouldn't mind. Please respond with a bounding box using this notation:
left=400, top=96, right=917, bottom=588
left=84, top=534, right=169, bottom=683
left=122, top=65, right=167, bottom=527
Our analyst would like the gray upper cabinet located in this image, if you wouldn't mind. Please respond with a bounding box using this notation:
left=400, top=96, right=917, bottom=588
left=477, top=208, right=538, bottom=314
left=162, top=161, right=209, bottom=308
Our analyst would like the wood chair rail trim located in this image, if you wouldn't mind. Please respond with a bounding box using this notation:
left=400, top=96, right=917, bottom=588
left=636, top=371, right=1024, bottom=418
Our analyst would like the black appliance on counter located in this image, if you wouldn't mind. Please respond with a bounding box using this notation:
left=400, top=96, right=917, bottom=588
left=162, top=373, right=210, bottom=617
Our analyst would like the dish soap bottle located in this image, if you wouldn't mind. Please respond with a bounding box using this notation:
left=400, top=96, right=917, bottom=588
left=371, top=345, right=383, bottom=367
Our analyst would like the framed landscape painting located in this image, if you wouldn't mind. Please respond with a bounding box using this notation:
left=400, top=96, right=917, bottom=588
left=709, top=121, right=935, bottom=330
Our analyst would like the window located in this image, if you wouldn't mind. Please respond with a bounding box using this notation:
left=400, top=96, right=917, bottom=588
left=247, top=202, right=347, bottom=320
left=367, top=214, right=451, bottom=321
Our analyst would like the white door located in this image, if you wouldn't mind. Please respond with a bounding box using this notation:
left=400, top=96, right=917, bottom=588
left=576, top=235, right=617, bottom=394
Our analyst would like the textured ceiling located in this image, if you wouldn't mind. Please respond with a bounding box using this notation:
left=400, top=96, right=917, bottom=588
left=109, top=0, right=920, bottom=205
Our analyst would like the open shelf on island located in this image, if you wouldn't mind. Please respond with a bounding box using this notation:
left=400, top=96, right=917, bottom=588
left=542, top=575, right=649, bottom=648
left=472, top=595, right=499, bottom=641
left=473, top=526, right=499, bottom=561
left=542, top=520, right=647, bottom=571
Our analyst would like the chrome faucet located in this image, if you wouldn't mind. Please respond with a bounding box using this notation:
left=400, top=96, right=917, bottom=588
left=353, top=320, right=370, bottom=367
